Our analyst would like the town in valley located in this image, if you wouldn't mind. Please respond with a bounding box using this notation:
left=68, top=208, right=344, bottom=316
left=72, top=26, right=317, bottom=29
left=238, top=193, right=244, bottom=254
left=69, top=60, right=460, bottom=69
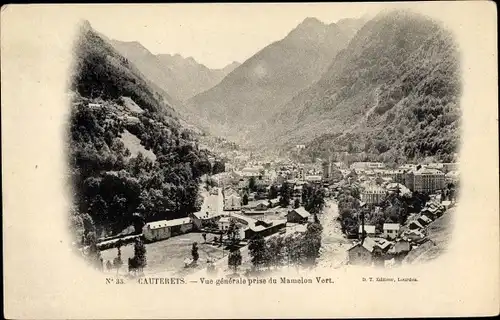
left=68, top=7, right=461, bottom=282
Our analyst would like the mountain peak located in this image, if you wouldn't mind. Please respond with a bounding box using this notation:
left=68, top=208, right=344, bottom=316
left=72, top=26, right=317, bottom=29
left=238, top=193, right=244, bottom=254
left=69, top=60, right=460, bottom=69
left=300, top=17, right=325, bottom=28
left=79, top=19, right=92, bottom=32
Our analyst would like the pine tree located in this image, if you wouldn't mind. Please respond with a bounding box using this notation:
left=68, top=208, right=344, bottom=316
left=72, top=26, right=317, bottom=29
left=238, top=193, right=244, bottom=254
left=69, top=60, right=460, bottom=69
left=248, top=234, right=267, bottom=270
left=113, top=247, right=123, bottom=275
left=228, top=249, right=242, bottom=273
left=134, top=238, right=147, bottom=271
left=191, top=242, right=199, bottom=262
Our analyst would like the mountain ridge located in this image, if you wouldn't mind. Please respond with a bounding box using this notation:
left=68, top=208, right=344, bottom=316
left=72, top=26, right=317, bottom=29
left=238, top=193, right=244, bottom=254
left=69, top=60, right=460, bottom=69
left=185, top=17, right=364, bottom=145
left=264, top=10, right=460, bottom=164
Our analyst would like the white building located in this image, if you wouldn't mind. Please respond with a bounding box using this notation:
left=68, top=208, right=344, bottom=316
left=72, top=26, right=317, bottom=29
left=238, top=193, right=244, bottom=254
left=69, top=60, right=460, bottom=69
left=224, top=193, right=242, bottom=211
left=383, top=223, right=400, bottom=240
left=360, top=185, right=386, bottom=204
left=189, top=211, right=223, bottom=230
left=218, top=217, right=232, bottom=231
left=358, top=225, right=377, bottom=237
left=142, top=218, right=193, bottom=242
left=350, top=162, right=386, bottom=170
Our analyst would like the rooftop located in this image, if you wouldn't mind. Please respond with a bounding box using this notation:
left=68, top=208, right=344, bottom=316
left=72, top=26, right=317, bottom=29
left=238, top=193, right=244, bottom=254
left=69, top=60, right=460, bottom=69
left=383, top=223, right=400, bottom=230
left=358, top=225, right=376, bottom=234
left=289, top=207, right=311, bottom=218
left=146, top=217, right=191, bottom=229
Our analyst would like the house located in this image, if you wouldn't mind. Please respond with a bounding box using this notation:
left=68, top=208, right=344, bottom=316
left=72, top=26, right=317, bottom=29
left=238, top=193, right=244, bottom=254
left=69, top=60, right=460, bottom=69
left=88, top=103, right=102, bottom=109
left=350, top=162, right=386, bottom=170
left=389, top=239, right=411, bottom=254
left=373, top=238, right=393, bottom=252
left=383, top=223, right=400, bottom=239
left=358, top=224, right=376, bottom=237
left=421, top=206, right=443, bottom=219
left=402, top=230, right=425, bottom=242
left=293, top=185, right=303, bottom=197
left=412, top=167, right=445, bottom=193
left=268, top=198, right=280, bottom=208
left=305, top=175, right=322, bottom=183
left=244, top=221, right=286, bottom=239
left=237, top=180, right=248, bottom=191
left=417, top=215, right=433, bottom=226
left=360, top=185, right=386, bottom=205
left=347, top=237, right=385, bottom=265
left=286, top=207, right=311, bottom=224
left=441, top=200, right=452, bottom=209
left=217, top=217, right=232, bottom=231
left=248, top=193, right=256, bottom=201
left=445, top=171, right=459, bottom=185
left=255, top=220, right=273, bottom=228
left=385, top=183, right=412, bottom=196
left=189, top=211, right=222, bottom=230
left=408, top=220, right=424, bottom=230
left=142, top=217, right=193, bottom=242
left=224, top=193, right=241, bottom=211
left=254, top=200, right=269, bottom=211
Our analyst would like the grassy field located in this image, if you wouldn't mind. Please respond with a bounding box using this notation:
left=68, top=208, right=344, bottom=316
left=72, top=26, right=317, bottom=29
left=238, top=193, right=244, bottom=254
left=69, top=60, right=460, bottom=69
left=100, top=232, right=225, bottom=275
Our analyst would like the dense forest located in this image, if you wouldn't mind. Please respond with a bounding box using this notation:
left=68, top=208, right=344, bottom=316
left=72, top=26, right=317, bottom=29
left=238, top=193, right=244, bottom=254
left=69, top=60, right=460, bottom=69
left=268, top=10, right=461, bottom=165
left=68, top=22, right=222, bottom=244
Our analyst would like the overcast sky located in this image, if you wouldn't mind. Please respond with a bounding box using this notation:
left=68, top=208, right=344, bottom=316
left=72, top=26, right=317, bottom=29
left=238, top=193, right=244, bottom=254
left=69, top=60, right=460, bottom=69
left=77, top=3, right=391, bottom=69
left=65, top=3, right=457, bottom=69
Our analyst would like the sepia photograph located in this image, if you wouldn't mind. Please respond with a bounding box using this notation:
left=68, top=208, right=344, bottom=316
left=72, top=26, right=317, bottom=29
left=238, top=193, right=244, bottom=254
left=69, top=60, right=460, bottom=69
left=68, top=5, right=460, bottom=278
left=2, top=2, right=498, bottom=318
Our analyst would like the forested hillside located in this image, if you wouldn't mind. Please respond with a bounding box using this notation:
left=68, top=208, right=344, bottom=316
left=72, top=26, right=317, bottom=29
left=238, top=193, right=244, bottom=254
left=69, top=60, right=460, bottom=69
left=68, top=22, right=219, bottom=242
left=267, top=10, right=461, bottom=164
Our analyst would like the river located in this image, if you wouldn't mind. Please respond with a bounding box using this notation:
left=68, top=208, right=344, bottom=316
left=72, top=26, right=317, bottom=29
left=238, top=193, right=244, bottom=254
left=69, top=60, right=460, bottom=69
left=317, top=199, right=350, bottom=268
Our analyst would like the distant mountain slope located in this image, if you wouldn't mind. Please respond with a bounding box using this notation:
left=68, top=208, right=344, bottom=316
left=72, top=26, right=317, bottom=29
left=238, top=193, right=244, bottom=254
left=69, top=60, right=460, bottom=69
left=108, top=39, right=184, bottom=106
left=267, top=10, right=461, bottom=163
left=69, top=21, right=216, bottom=240
left=110, top=40, right=240, bottom=102
left=185, top=17, right=354, bottom=144
left=156, top=54, right=240, bottom=101
left=336, top=17, right=368, bottom=40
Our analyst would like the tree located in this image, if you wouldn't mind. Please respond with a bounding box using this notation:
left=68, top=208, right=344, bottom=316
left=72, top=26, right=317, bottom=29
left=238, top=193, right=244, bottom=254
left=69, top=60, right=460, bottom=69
left=242, top=193, right=249, bottom=205
left=313, top=213, right=320, bottom=224
left=86, top=231, right=102, bottom=270
left=267, top=236, right=285, bottom=269
left=294, top=198, right=300, bottom=209
left=113, top=247, right=123, bottom=275
left=279, top=183, right=291, bottom=207
left=302, top=222, right=323, bottom=268
left=248, top=176, right=257, bottom=192
left=131, top=212, right=145, bottom=234
left=226, top=219, right=240, bottom=246
left=191, top=242, right=199, bottom=263
left=228, top=249, right=242, bottom=273
left=202, top=233, right=207, bottom=243
left=284, top=234, right=303, bottom=268
left=133, top=238, right=147, bottom=272
left=268, top=185, right=278, bottom=199
left=248, top=234, right=267, bottom=270
left=212, top=160, right=225, bottom=174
